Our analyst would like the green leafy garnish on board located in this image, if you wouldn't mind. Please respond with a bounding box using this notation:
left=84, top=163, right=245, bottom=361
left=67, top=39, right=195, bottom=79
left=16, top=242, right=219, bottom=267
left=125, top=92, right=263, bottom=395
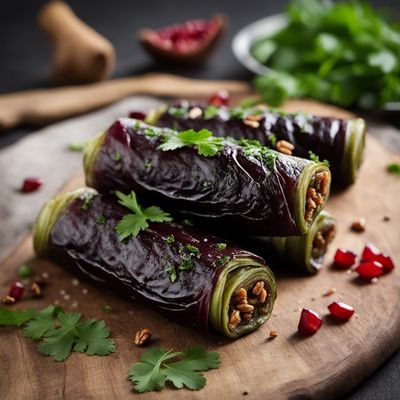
left=0, top=306, right=115, bottom=361
left=166, top=266, right=177, bottom=283
left=204, top=105, right=219, bottom=119
left=308, top=150, right=330, bottom=167
left=19, top=264, right=32, bottom=278
left=216, top=243, right=227, bottom=250
left=68, top=141, right=87, bottom=152
left=115, top=191, right=172, bottom=240
left=252, top=0, right=400, bottom=108
left=128, top=346, right=220, bottom=393
left=387, top=163, right=400, bottom=176
left=159, top=129, right=225, bottom=157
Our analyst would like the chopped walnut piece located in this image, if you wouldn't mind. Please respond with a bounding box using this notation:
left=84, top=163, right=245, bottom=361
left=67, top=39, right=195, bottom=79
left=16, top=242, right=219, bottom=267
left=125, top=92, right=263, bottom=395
left=315, top=171, right=329, bottom=196
left=31, top=282, right=41, bottom=297
left=269, top=330, right=279, bottom=338
left=252, top=281, right=264, bottom=296
left=242, top=313, right=252, bottom=322
left=229, top=310, right=241, bottom=329
left=236, top=303, right=254, bottom=313
left=258, top=288, right=267, bottom=304
left=322, top=287, right=337, bottom=297
left=134, top=328, right=152, bottom=346
left=351, top=217, right=366, bottom=232
left=188, top=107, right=202, bottom=119
left=235, top=288, right=247, bottom=302
left=244, top=119, right=260, bottom=128
left=246, top=114, right=263, bottom=122
left=276, top=140, right=295, bottom=155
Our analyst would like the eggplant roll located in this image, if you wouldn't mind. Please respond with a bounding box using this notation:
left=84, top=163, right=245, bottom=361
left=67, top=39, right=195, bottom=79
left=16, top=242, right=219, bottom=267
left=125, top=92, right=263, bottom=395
left=33, top=188, right=277, bottom=338
left=247, top=211, right=336, bottom=274
left=83, top=118, right=331, bottom=236
left=151, top=101, right=365, bottom=186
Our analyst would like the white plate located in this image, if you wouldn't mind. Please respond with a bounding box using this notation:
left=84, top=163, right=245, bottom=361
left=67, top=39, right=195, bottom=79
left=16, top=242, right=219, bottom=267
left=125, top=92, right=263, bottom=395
left=232, top=13, right=287, bottom=75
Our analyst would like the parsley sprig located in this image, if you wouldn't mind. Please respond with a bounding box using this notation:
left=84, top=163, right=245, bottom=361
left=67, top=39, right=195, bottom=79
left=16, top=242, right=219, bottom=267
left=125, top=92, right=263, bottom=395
left=128, top=346, right=220, bottom=393
left=0, top=306, right=115, bottom=361
left=308, top=150, right=330, bottom=167
left=158, top=129, right=225, bottom=157
left=115, top=191, right=172, bottom=240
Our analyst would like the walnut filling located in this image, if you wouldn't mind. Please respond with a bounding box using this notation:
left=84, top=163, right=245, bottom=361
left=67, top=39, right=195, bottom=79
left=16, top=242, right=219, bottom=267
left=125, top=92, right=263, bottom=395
left=305, top=171, right=329, bottom=223
left=312, top=224, right=337, bottom=260
left=228, top=281, right=268, bottom=330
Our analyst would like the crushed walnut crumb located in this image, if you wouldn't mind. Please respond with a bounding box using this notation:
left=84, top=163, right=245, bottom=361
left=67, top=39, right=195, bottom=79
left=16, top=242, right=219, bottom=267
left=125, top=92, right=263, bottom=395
left=2, top=295, right=15, bottom=304
left=323, top=287, right=337, bottom=297
left=188, top=107, right=202, bottom=119
left=351, top=217, right=366, bottom=232
left=269, top=330, right=279, bottom=338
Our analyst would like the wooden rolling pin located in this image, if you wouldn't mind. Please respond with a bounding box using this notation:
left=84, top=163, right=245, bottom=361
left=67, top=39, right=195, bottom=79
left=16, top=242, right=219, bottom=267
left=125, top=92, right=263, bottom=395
left=0, top=74, right=250, bottom=131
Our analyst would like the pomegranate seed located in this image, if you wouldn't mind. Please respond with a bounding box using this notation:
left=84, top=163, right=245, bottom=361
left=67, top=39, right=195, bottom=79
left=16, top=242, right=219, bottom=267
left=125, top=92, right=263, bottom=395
left=21, top=177, right=43, bottom=193
left=129, top=111, right=147, bottom=120
left=9, top=281, right=24, bottom=300
left=361, top=244, right=395, bottom=272
left=298, top=308, right=323, bottom=335
left=355, top=261, right=384, bottom=279
left=328, top=301, right=354, bottom=320
left=334, top=248, right=357, bottom=269
left=208, top=90, right=229, bottom=106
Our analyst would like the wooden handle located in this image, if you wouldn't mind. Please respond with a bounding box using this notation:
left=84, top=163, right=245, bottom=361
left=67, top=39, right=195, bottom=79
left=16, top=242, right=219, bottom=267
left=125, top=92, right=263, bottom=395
left=0, top=73, right=250, bottom=131
left=38, top=0, right=115, bottom=84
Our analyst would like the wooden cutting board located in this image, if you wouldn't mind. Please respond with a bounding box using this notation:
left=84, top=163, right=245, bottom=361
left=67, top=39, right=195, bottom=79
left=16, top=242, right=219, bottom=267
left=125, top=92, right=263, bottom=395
left=1, top=99, right=399, bottom=400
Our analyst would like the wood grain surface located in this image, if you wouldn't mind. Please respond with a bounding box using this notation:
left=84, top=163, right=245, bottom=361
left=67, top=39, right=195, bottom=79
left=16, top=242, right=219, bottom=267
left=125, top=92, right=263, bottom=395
left=0, top=100, right=399, bottom=400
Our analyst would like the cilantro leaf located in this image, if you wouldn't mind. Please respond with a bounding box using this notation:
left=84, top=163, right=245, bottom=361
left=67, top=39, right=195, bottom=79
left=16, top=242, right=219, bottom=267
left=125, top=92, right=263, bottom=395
left=387, top=162, right=400, bottom=176
left=0, top=308, right=38, bottom=327
left=23, top=305, right=61, bottom=340
left=39, top=312, right=81, bottom=361
left=128, top=347, right=220, bottom=393
left=159, top=129, right=224, bottom=157
left=74, top=318, right=116, bottom=356
left=115, top=191, right=172, bottom=240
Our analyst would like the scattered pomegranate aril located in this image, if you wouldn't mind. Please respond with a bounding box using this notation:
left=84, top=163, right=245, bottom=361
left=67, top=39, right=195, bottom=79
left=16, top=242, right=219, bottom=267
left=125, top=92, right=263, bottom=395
left=298, top=308, right=323, bottom=335
left=21, top=177, right=43, bottom=193
left=9, top=281, right=24, bottom=300
left=328, top=301, right=355, bottom=320
left=129, top=111, right=147, bottom=120
left=334, top=248, right=357, bottom=269
left=208, top=90, right=229, bottom=106
left=355, top=261, right=384, bottom=279
left=138, top=14, right=226, bottom=65
left=361, top=244, right=395, bottom=272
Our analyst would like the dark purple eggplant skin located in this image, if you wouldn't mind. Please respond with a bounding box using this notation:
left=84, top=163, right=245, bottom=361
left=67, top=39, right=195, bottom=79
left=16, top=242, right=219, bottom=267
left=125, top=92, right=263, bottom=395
left=157, top=101, right=347, bottom=181
left=47, top=193, right=264, bottom=330
left=89, top=118, right=312, bottom=236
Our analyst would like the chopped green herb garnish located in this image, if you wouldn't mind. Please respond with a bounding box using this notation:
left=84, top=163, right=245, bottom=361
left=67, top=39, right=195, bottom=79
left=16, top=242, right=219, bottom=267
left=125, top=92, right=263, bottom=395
left=204, top=105, right=219, bottom=119
left=128, top=346, right=220, bottom=393
left=95, top=215, right=106, bottom=225
left=186, top=244, right=199, bottom=254
left=0, top=306, right=115, bottom=361
left=113, top=152, right=122, bottom=162
left=68, top=141, right=87, bottom=152
left=165, top=235, right=175, bottom=244
left=102, top=305, right=112, bottom=313
left=159, top=129, right=225, bottom=157
left=308, top=151, right=330, bottom=167
left=387, top=163, right=400, bottom=176
left=144, top=160, right=152, bottom=170
left=218, top=256, right=230, bottom=265
left=168, top=106, right=188, bottom=118
left=238, top=139, right=278, bottom=170
left=166, top=266, right=177, bottom=283
left=81, top=193, right=94, bottom=210
left=134, top=121, right=142, bottom=129
left=19, top=264, right=32, bottom=278
left=144, top=127, right=159, bottom=137
left=182, top=219, right=194, bottom=226
left=115, top=191, right=172, bottom=240
left=216, top=243, right=227, bottom=250
left=178, top=258, right=193, bottom=271
left=267, top=134, right=277, bottom=147
left=229, top=106, right=246, bottom=119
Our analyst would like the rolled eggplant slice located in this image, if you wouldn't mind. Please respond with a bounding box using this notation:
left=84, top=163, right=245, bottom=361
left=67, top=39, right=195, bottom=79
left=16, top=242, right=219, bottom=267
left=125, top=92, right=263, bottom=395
left=151, top=101, right=365, bottom=186
left=33, top=188, right=277, bottom=339
left=84, top=118, right=331, bottom=236
left=247, top=211, right=336, bottom=274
